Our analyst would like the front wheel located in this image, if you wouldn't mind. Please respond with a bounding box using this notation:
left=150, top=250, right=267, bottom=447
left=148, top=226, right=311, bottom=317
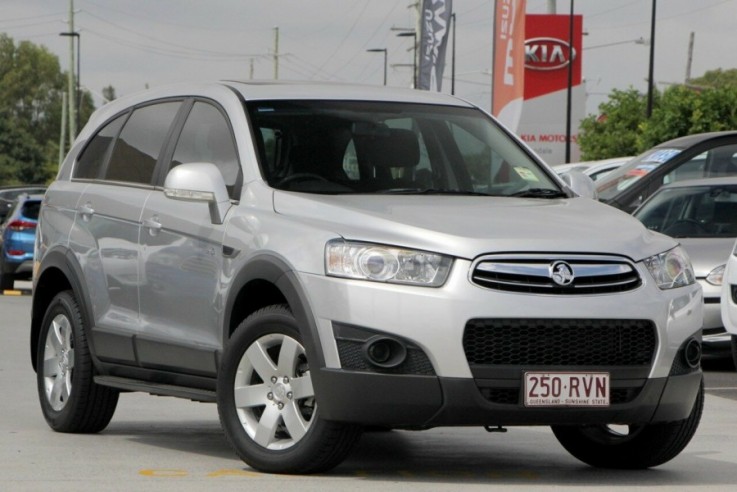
left=731, top=335, right=737, bottom=370
left=36, top=291, right=119, bottom=433
left=552, top=379, right=704, bottom=468
left=217, top=305, right=361, bottom=474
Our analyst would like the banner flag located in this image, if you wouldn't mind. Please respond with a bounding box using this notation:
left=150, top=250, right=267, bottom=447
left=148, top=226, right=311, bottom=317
left=491, top=0, right=526, bottom=131
left=418, top=0, right=453, bottom=91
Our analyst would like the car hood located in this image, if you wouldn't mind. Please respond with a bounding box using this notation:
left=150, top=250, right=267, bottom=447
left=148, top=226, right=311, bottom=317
left=273, top=192, right=675, bottom=261
left=678, top=237, right=735, bottom=277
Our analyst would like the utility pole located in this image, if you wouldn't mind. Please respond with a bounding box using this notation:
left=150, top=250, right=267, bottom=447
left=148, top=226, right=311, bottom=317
left=58, top=92, right=67, bottom=166
left=66, top=0, right=77, bottom=140
left=273, top=27, right=279, bottom=80
left=685, top=32, right=695, bottom=84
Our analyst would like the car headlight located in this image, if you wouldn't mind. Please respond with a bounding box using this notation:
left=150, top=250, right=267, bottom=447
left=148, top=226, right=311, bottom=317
left=642, top=246, right=695, bottom=290
left=325, top=239, right=452, bottom=287
left=706, top=264, right=725, bottom=286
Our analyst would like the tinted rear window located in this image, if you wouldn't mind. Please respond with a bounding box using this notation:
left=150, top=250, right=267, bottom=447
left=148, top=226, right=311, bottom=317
left=21, top=200, right=41, bottom=220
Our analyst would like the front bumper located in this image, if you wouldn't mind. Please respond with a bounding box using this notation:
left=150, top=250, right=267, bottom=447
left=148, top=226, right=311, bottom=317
left=300, top=258, right=703, bottom=427
left=316, top=369, right=703, bottom=427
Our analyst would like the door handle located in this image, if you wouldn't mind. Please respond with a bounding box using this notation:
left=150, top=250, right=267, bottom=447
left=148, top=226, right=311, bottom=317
left=78, top=202, right=95, bottom=222
left=143, top=216, right=162, bottom=236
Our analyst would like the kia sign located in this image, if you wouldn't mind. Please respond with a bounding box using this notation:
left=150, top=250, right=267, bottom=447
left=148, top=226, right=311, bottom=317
left=524, top=37, right=577, bottom=71
left=516, top=14, right=584, bottom=165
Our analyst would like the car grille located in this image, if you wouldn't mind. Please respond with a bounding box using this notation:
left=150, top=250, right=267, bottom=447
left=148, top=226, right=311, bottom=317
left=463, top=318, right=656, bottom=367
left=465, top=318, right=656, bottom=406
left=470, top=254, right=641, bottom=295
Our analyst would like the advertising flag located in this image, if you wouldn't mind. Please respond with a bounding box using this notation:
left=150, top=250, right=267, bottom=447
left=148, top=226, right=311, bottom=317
left=417, top=0, right=453, bottom=91
left=491, top=0, right=526, bottom=132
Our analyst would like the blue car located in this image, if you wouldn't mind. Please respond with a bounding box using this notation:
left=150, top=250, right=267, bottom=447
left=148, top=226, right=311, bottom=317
left=0, top=193, right=43, bottom=290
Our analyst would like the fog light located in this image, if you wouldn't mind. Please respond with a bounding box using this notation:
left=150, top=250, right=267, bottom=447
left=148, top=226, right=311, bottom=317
left=684, top=339, right=701, bottom=369
left=363, top=337, right=407, bottom=368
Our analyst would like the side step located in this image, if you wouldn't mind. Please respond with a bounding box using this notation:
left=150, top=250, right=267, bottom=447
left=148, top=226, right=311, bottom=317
left=94, top=376, right=217, bottom=402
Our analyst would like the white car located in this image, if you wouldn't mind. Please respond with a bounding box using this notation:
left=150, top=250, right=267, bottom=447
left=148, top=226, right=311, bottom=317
left=553, top=157, right=631, bottom=181
left=721, top=240, right=737, bottom=367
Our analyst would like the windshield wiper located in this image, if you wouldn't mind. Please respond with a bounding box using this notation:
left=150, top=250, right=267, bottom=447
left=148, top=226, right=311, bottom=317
left=511, top=188, right=568, bottom=199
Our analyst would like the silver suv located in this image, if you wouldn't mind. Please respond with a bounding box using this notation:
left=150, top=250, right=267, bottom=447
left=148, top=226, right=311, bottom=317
left=32, top=81, right=704, bottom=473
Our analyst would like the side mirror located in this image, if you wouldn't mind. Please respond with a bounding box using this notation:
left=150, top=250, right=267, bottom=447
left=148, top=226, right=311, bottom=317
left=560, top=170, right=598, bottom=200
left=164, top=162, right=231, bottom=224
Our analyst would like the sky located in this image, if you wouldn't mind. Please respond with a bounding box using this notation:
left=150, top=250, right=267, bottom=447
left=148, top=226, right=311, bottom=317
left=2, top=0, right=737, bottom=115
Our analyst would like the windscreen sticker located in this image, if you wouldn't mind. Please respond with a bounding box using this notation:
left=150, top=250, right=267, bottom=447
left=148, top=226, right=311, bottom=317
left=642, top=148, right=681, bottom=164
left=514, top=167, right=540, bottom=182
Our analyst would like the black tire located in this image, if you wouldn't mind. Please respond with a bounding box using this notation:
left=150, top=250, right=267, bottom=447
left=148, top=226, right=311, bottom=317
left=36, top=290, right=119, bottom=433
left=731, top=335, right=737, bottom=371
left=217, top=304, right=361, bottom=474
left=0, top=263, right=13, bottom=290
left=552, top=379, right=704, bottom=469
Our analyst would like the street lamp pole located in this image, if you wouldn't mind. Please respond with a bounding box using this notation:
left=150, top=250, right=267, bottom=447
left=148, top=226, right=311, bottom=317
left=646, top=0, right=657, bottom=118
left=451, top=13, right=456, bottom=95
left=396, top=31, right=417, bottom=89
left=366, top=48, right=388, bottom=86
left=565, top=0, right=574, bottom=163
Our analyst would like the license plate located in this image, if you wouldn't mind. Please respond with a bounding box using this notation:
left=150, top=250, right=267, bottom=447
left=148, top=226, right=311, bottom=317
left=524, top=372, right=609, bottom=407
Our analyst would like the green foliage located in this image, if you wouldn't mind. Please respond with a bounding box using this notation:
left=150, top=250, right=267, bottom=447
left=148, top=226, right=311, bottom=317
left=580, top=78, right=737, bottom=160
left=689, top=68, right=737, bottom=89
left=578, top=88, right=649, bottom=160
left=0, top=33, right=96, bottom=185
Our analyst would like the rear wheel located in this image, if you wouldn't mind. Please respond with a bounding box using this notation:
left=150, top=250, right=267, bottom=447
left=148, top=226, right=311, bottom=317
left=0, top=260, right=13, bottom=290
left=36, top=291, right=119, bottom=433
left=552, top=379, right=704, bottom=468
left=217, top=304, right=361, bottom=474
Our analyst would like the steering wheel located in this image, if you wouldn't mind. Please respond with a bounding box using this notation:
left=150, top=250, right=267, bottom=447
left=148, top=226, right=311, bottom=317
left=663, top=219, right=709, bottom=236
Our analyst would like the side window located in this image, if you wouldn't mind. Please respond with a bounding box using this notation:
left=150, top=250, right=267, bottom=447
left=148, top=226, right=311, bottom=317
left=105, top=102, right=181, bottom=184
left=170, top=102, right=241, bottom=199
left=74, top=114, right=126, bottom=179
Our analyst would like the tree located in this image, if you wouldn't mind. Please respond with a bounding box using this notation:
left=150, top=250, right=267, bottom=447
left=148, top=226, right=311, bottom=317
left=689, top=68, right=737, bottom=89
left=579, top=75, right=737, bottom=160
left=102, top=85, right=117, bottom=102
left=578, top=88, right=650, bottom=160
left=0, top=33, right=95, bottom=185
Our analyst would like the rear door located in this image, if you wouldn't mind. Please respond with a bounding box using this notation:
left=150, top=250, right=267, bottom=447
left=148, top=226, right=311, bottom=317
left=71, top=100, right=184, bottom=364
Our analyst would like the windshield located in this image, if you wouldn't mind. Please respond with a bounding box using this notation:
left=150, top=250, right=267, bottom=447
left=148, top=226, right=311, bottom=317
left=633, top=183, right=737, bottom=238
left=247, top=100, right=561, bottom=196
left=596, top=147, right=682, bottom=201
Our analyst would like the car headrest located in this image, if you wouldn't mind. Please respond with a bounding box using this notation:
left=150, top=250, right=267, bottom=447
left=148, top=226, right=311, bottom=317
left=355, top=129, right=420, bottom=169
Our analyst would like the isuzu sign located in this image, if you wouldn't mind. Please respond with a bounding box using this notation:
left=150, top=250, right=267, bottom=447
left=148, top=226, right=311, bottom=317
left=525, top=37, right=577, bottom=71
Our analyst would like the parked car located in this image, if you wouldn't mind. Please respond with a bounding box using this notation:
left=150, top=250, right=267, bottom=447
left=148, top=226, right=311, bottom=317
left=0, top=185, right=46, bottom=222
left=596, top=132, right=737, bottom=212
left=0, top=193, right=43, bottom=290
left=32, top=81, right=703, bottom=474
left=553, top=157, right=631, bottom=182
left=633, top=178, right=737, bottom=363
left=721, top=240, right=737, bottom=368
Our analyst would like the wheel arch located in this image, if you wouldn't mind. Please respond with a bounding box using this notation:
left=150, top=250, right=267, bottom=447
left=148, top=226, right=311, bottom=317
left=224, top=254, right=325, bottom=368
left=31, top=248, right=95, bottom=372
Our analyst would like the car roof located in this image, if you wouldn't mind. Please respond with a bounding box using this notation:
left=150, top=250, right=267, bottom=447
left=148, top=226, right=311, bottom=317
left=658, top=176, right=737, bottom=189
left=17, top=193, right=45, bottom=201
left=0, top=185, right=46, bottom=192
left=655, top=131, right=737, bottom=149
left=88, top=80, right=475, bottom=125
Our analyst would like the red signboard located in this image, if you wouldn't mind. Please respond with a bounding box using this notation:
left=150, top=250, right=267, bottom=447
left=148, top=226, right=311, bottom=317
left=523, top=14, right=582, bottom=101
